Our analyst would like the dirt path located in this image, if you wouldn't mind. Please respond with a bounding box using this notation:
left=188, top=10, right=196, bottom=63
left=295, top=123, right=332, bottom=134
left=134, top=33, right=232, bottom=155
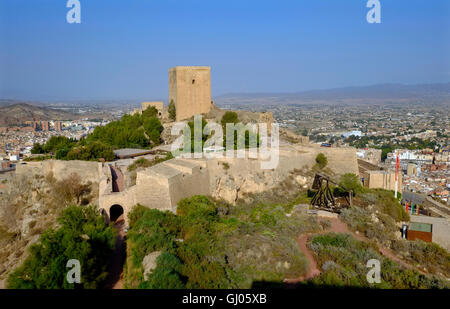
left=284, top=218, right=348, bottom=284
left=284, top=216, right=425, bottom=284
left=285, top=234, right=321, bottom=283
left=104, top=214, right=126, bottom=289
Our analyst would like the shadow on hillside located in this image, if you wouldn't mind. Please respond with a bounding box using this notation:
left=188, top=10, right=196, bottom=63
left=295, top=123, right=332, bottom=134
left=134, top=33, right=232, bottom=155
left=104, top=216, right=127, bottom=289
left=251, top=281, right=368, bottom=289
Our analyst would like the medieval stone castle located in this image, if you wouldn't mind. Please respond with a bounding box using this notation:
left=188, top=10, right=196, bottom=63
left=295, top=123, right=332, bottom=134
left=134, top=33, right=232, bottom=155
left=16, top=66, right=360, bottom=224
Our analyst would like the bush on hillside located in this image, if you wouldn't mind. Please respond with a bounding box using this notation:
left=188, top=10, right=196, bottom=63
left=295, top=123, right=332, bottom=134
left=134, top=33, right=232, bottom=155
left=338, top=173, right=364, bottom=195
left=125, top=194, right=319, bottom=289
left=390, top=239, right=450, bottom=277
left=315, top=153, right=328, bottom=169
left=305, top=233, right=448, bottom=289
left=7, top=205, right=116, bottom=289
left=138, top=252, right=185, bottom=289
left=66, top=141, right=114, bottom=161
left=361, top=189, right=409, bottom=222
left=30, top=106, right=164, bottom=162
left=127, top=153, right=174, bottom=172
left=220, top=111, right=239, bottom=128
left=168, top=100, right=176, bottom=121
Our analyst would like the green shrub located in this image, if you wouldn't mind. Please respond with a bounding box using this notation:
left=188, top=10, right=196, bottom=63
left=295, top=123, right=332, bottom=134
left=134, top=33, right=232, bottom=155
left=339, top=206, right=396, bottom=246
left=139, top=252, right=185, bottom=289
left=125, top=194, right=319, bottom=289
left=339, top=173, right=364, bottom=195
left=222, top=162, right=230, bottom=170
left=168, top=100, right=176, bottom=121
left=143, top=117, right=164, bottom=145
left=391, top=239, right=450, bottom=277
left=361, top=189, right=409, bottom=222
left=221, top=111, right=239, bottom=128
left=7, top=205, right=116, bottom=289
left=177, top=196, right=217, bottom=220
left=43, top=136, right=77, bottom=154
left=31, top=143, right=45, bottom=154
left=306, top=233, right=448, bottom=289
left=127, top=153, right=174, bottom=172
left=315, top=153, right=328, bottom=169
left=66, top=141, right=114, bottom=161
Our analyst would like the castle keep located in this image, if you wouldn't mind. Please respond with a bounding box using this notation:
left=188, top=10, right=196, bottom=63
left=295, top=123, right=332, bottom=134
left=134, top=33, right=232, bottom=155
left=169, top=66, right=212, bottom=121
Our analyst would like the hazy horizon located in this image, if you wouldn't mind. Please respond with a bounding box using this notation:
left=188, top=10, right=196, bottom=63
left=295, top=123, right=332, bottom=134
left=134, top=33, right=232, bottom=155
left=0, top=81, right=448, bottom=104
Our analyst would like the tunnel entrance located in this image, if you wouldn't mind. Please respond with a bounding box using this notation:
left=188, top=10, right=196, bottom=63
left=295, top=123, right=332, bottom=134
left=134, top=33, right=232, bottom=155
left=109, top=204, right=124, bottom=223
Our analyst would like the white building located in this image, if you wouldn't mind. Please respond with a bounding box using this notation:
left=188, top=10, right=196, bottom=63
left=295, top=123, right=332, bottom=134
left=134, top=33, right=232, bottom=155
left=342, top=130, right=362, bottom=138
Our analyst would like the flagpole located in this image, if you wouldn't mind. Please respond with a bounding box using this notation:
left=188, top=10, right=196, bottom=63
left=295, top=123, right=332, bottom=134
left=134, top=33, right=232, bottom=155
left=394, top=151, right=399, bottom=199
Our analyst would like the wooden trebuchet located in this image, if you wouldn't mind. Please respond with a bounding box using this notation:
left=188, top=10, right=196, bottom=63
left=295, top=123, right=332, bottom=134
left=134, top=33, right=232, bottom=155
left=310, top=173, right=353, bottom=213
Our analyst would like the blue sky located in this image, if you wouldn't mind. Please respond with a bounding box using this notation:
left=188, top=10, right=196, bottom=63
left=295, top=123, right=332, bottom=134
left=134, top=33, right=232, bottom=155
left=0, top=0, right=449, bottom=101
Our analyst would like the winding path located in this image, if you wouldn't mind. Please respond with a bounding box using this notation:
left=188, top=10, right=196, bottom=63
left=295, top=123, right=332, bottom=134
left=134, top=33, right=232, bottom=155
left=284, top=216, right=425, bottom=285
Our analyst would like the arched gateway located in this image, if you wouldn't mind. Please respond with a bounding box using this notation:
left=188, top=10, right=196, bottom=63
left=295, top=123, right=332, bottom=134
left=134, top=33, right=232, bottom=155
left=98, top=158, right=210, bottom=226
left=109, top=204, right=124, bottom=222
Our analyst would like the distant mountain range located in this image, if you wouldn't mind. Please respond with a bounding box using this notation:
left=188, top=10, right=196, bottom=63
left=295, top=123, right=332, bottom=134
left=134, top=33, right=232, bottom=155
left=1, top=83, right=449, bottom=112
left=0, top=103, right=78, bottom=126
left=214, top=83, right=450, bottom=106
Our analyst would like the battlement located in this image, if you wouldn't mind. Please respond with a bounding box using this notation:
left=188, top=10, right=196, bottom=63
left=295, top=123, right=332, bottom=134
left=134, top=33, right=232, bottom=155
left=170, top=66, right=210, bottom=71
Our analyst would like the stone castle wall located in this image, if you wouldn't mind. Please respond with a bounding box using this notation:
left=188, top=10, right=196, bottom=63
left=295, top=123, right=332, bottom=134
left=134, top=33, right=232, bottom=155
left=142, top=101, right=163, bottom=112
left=16, top=160, right=102, bottom=183
left=306, top=145, right=360, bottom=176
left=363, top=170, right=403, bottom=193
left=205, top=145, right=359, bottom=203
left=98, top=158, right=211, bottom=224
left=165, top=159, right=210, bottom=207
left=169, top=66, right=212, bottom=121
left=17, top=145, right=359, bottom=224
left=131, top=101, right=164, bottom=117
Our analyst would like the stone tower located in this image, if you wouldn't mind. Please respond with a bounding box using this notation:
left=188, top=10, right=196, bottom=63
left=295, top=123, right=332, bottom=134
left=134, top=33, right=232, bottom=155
left=169, top=66, right=212, bottom=121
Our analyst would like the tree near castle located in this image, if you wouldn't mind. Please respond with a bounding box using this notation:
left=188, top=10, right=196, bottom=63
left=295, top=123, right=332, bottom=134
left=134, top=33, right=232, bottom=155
left=168, top=100, right=176, bottom=121
left=29, top=106, right=165, bottom=162
left=315, top=153, right=328, bottom=169
left=338, top=173, right=364, bottom=195
left=220, top=111, right=239, bottom=129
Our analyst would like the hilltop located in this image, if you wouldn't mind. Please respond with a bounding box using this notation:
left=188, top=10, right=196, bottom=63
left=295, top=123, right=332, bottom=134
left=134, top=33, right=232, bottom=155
left=0, top=103, right=78, bottom=126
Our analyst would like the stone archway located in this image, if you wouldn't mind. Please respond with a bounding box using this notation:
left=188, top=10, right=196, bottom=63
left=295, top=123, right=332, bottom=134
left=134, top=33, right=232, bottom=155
left=109, top=204, right=124, bottom=223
